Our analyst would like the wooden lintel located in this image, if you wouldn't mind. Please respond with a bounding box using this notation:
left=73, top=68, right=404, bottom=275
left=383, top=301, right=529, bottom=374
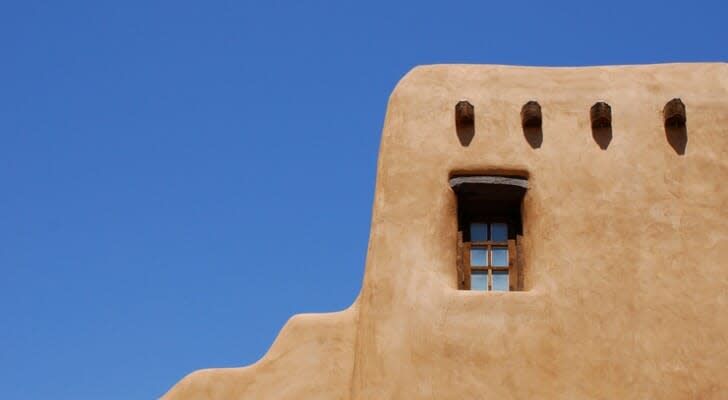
left=521, top=101, right=542, bottom=128
left=664, top=98, right=686, bottom=127
left=455, top=100, right=474, bottom=128
left=590, top=101, right=612, bottom=128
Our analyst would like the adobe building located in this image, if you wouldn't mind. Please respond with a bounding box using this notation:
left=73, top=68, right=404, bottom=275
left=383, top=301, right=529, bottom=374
left=162, top=63, right=728, bottom=399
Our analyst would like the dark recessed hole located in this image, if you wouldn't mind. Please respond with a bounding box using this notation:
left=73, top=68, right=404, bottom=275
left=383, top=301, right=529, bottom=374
left=666, top=125, right=687, bottom=155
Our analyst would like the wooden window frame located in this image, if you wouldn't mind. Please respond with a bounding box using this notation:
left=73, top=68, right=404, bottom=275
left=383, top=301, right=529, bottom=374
left=458, top=219, right=519, bottom=291
left=450, top=175, right=528, bottom=292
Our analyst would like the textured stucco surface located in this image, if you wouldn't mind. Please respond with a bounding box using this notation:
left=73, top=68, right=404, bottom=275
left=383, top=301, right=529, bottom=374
left=162, top=63, right=728, bottom=399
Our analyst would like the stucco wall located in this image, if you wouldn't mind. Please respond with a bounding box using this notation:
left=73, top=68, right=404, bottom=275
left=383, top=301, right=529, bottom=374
left=162, top=63, right=728, bottom=399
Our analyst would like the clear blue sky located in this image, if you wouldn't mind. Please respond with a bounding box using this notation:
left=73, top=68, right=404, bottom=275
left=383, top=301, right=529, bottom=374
left=0, top=1, right=725, bottom=398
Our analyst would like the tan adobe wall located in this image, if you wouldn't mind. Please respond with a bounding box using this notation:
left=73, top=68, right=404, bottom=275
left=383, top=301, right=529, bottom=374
left=162, top=63, right=728, bottom=399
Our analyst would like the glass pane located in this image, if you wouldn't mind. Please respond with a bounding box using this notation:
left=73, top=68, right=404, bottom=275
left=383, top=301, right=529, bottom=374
left=492, top=247, right=508, bottom=266
left=491, top=223, right=508, bottom=241
left=471, top=272, right=487, bottom=291
left=470, top=247, right=487, bottom=266
left=493, top=271, right=509, bottom=291
left=470, top=223, right=487, bottom=242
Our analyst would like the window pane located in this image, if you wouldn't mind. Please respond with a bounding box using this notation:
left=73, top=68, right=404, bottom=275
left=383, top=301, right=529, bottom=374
left=493, top=271, right=509, bottom=291
left=470, top=223, right=487, bottom=242
left=492, top=247, right=508, bottom=266
left=470, top=247, right=487, bottom=266
left=471, top=272, right=487, bottom=291
left=491, top=223, right=508, bottom=241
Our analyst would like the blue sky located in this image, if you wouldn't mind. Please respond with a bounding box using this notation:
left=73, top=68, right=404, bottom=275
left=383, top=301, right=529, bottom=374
left=0, top=1, right=725, bottom=398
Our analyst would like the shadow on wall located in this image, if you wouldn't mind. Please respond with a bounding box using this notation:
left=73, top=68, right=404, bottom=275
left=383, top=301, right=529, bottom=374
left=666, top=124, right=687, bottom=155
left=457, top=123, right=474, bottom=146
left=523, top=125, right=543, bottom=149
left=592, top=126, right=612, bottom=150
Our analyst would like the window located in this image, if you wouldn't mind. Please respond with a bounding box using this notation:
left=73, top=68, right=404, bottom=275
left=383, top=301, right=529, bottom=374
left=450, top=176, right=528, bottom=291
left=464, top=221, right=514, bottom=291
